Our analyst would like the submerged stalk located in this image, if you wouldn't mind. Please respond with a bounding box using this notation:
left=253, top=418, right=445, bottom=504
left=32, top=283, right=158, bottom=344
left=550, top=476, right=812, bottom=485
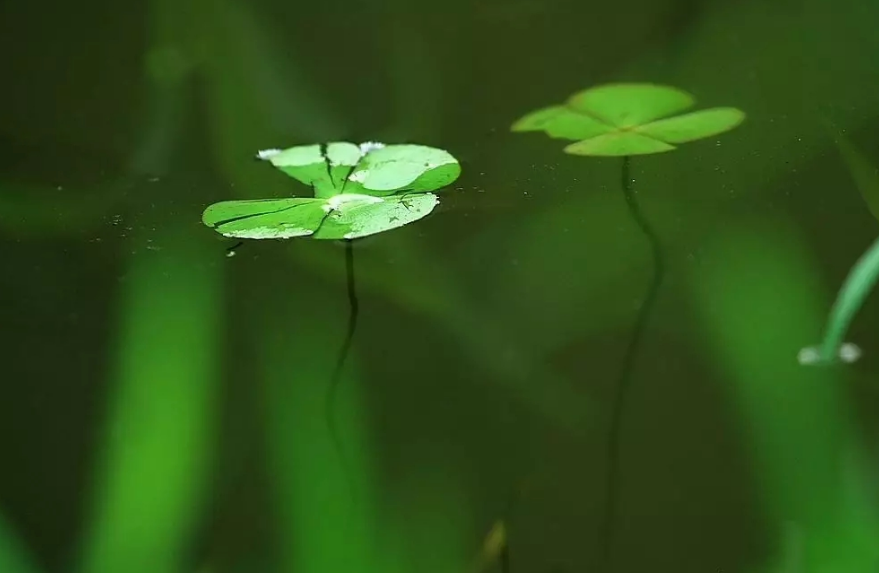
left=326, top=239, right=360, bottom=503
left=598, top=156, right=665, bottom=570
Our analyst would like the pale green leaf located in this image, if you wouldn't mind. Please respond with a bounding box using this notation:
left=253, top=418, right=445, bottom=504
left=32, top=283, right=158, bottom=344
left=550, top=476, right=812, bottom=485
left=202, top=197, right=327, bottom=238
left=511, top=106, right=613, bottom=140
left=636, top=107, right=746, bottom=143
left=346, top=145, right=460, bottom=195
left=513, top=83, right=744, bottom=156
left=314, top=193, right=439, bottom=239
left=563, top=132, right=676, bottom=156
left=566, top=83, right=695, bottom=128
left=204, top=141, right=459, bottom=240
left=261, top=145, right=336, bottom=197
left=325, top=141, right=363, bottom=190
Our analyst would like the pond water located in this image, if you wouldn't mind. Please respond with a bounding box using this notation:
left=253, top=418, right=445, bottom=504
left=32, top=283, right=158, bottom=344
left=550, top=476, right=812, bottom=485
left=1, top=0, right=879, bottom=572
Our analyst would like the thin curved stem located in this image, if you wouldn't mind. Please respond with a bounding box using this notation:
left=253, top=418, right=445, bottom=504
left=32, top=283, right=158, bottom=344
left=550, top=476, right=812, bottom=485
left=597, top=156, right=665, bottom=570
left=326, top=239, right=359, bottom=502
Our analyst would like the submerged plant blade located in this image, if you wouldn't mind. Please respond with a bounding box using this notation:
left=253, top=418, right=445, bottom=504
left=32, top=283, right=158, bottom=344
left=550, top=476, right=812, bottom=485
left=827, top=124, right=879, bottom=223
left=262, top=145, right=336, bottom=197
left=257, top=294, right=379, bottom=573
left=804, top=235, right=879, bottom=365
left=566, top=83, right=695, bottom=128
left=563, top=132, right=676, bottom=156
left=636, top=107, right=746, bottom=144
left=0, top=514, right=40, bottom=573
left=346, top=145, right=460, bottom=195
left=202, top=197, right=327, bottom=238
left=80, top=223, right=222, bottom=573
left=511, top=105, right=613, bottom=140
left=692, top=220, right=879, bottom=570
left=314, top=193, right=439, bottom=240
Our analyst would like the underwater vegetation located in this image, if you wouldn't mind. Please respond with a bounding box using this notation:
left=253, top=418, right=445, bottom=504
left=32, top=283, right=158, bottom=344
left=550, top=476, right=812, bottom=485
left=194, top=82, right=872, bottom=573
left=3, top=2, right=877, bottom=565
left=798, top=127, right=879, bottom=366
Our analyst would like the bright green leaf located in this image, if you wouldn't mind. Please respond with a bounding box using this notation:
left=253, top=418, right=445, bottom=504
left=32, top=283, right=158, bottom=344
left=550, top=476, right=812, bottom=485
left=204, top=141, right=459, bottom=240
left=260, top=145, right=336, bottom=197
left=314, top=192, right=439, bottom=239
left=345, top=144, right=460, bottom=196
left=511, top=106, right=613, bottom=140
left=202, top=192, right=440, bottom=240
left=564, top=132, right=675, bottom=156
left=202, top=197, right=327, bottom=238
left=324, top=141, right=363, bottom=191
left=636, top=107, right=746, bottom=143
left=566, top=83, right=695, bottom=127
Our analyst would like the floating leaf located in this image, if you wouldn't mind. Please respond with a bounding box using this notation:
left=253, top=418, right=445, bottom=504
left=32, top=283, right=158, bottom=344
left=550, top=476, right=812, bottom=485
left=344, top=144, right=460, bottom=196
left=259, top=141, right=459, bottom=197
left=564, top=132, right=675, bottom=156
left=314, top=192, right=439, bottom=239
left=203, top=197, right=326, bottom=239
left=260, top=145, right=336, bottom=197
left=324, top=141, right=363, bottom=190
left=567, top=83, right=695, bottom=127
left=512, top=82, right=745, bottom=156
left=635, top=107, right=746, bottom=144
left=511, top=106, right=613, bottom=140
left=203, top=193, right=440, bottom=240
left=204, top=141, right=459, bottom=240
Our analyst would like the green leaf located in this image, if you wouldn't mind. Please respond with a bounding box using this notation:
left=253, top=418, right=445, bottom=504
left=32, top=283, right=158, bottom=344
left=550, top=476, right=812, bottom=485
left=511, top=106, right=613, bottom=140
left=345, top=144, right=460, bottom=196
left=202, top=192, right=441, bottom=240
left=314, top=192, right=439, bottom=239
left=258, top=142, right=461, bottom=198
left=204, top=142, right=459, bottom=240
left=202, top=197, right=327, bottom=238
left=260, top=145, right=336, bottom=197
left=512, top=82, right=745, bottom=156
left=636, top=107, right=746, bottom=143
left=566, top=83, right=695, bottom=127
left=564, top=132, right=675, bottom=156
left=324, top=141, right=363, bottom=190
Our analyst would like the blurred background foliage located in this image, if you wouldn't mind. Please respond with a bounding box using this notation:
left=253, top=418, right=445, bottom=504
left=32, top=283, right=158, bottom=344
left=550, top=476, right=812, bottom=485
left=1, top=0, right=879, bottom=572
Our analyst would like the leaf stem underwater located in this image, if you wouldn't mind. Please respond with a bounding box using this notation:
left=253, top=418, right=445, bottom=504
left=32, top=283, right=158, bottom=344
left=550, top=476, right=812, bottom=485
left=598, top=156, right=665, bottom=570
left=326, top=239, right=360, bottom=505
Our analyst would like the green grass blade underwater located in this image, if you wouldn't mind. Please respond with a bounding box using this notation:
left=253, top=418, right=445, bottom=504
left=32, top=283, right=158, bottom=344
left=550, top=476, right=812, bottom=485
left=825, top=122, right=879, bottom=223
left=256, top=292, right=380, bottom=573
left=77, top=223, right=222, bottom=573
left=798, top=125, right=879, bottom=366
left=0, top=514, right=41, bottom=573
left=691, top=218, right=879, bottom=572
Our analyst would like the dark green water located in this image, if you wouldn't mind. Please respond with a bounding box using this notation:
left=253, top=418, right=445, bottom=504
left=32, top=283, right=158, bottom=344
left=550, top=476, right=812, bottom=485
left=2, top=0, right=879, bottom=572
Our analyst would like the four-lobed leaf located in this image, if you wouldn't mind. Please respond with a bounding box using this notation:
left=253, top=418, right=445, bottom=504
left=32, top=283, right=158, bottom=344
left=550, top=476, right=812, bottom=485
left=202, top=142, right=460, bottom=240
left=512, top=83, right=745, bottom=156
